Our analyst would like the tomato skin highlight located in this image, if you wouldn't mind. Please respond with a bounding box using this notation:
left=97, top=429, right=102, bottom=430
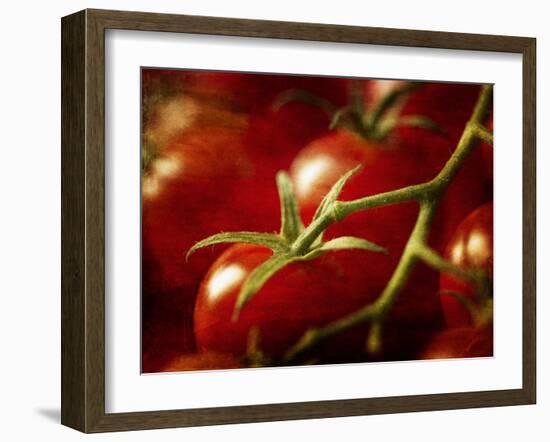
left=439, top=202, right=493, bottom=328
left=141, top=127, right=251, bottom=372
left=142, top=127, right=252, bottom=292
left=397, top=82, right=492, bottom=251
left=220, top=76, right=350, bottom=235
left=141, top=71, right=349, bottom=371
left=289, top=130, right=431, bottom=305
left=140, top=84, right=252, bottom=372
left=288, top=130, right=443, bottom=357
left=194, top=239, right=441, bottom=364
left=143, top=74, right=494, bottom=371
left=194, top=244, right=372, bottom=360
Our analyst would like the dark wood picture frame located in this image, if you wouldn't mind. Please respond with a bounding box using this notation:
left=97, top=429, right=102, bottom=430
left=61, top=8, right=536, bottom=433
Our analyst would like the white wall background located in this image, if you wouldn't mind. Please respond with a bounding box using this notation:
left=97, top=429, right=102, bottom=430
left=0, top=0, right=545, bottom=440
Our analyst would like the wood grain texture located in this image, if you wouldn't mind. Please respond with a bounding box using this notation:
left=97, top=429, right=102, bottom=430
left=522, top=38, right=537, bottom=403
left=61, top=10, right=86, bottom=432
left=88, top=8, right=532, bottom=53
left=60, top=8, right=537, bottom=433
left=84, top=10, right=108, bottom=432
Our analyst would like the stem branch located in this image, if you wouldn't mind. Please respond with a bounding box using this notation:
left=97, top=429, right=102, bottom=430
left=284, top=84, right=493, bottom=363
left=414, top=244, right=484, bottom=284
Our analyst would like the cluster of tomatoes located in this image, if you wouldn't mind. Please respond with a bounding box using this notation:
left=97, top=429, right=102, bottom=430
left=141, top=69, right=494, bottom=373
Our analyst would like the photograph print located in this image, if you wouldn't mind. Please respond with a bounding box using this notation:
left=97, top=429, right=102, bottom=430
left=141, top=69, right=494, bottom=373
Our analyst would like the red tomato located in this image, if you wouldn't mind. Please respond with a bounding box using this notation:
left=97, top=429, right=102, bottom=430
left=142, top=127, right=252, bottom=289
left=194, top=244, right=364, bottom=360
left=290, top=130, right=430, bottom=218
left=162, top=351, right=242, bottom=372
left=218, top=76, right=349, bottom=234
left=140, top=87, right=252, bottom=372
left=289, top=130, right=430, bottom=278
left=141, top=127, right=252, bottom=372
left=194, top=238, right=440, bottom=364
left=142, top=71, right=350, bottom=371
left=363, top=79, right=408, bottom=114
left=288, top=131, right=443, bottom=354
left=439, top=203, right=493, bottom=328
left=187, top=71, right=348, bottom=113
left=420, top=325, right=493, bottom=359
left=397, top=83, right=492, bottom=251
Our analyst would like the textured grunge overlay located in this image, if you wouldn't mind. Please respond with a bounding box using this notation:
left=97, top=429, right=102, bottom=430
left=140, top=69, right=493, bottom=374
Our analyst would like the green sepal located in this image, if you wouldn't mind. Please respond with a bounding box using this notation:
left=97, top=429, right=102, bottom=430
left=277, top=171, right=304, bottom=243
left=244, top=327, right=270, bottom=367
left=301, top=236, right=387, bottom=261
left=141, top=141, right=158, bottom=175
left=365, top=82, right=418, bottom=130
left=370, top=114, right=442, bottom=141
left=329, top=105, right=354, bottom=130
left=232, top=233, right=386, bottom=317
left=233, top=253, right=301, bottom=319
left=312, top=165, right=362, bottom=223
left=315, top=236, right=387, bottom=255
left=366, top=321, right=383, bottom=355
left=349, top=79, right=366, bottom=116
left=186, top=232, right=288, bottom=260
left=440, top=290, right=481, bottom=324
left=397, top=115, right=443, bottom=133
left=272, top=88, right=336, bottom=118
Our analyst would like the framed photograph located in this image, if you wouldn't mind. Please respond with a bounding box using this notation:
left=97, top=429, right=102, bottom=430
left=61, top=9, right=536, bottom=433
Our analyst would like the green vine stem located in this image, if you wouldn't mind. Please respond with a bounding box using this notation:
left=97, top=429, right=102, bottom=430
left=284, top=84, right=493, bottom=363
left=275, top=81, right=436, bottom=143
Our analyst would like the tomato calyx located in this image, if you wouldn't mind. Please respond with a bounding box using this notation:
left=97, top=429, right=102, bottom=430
left=243, top=326, right=272, bottom=368
left=187, top=166, right=387, bottom=320
left=416, top=241, right=493, bottom=327
left=273, top=81, right=441, bottom=143
left=189, top=85, right=493, bottom=364
left=440, top=290, right=493, bottom=327
left=438, top=202, right=494, bottom=328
